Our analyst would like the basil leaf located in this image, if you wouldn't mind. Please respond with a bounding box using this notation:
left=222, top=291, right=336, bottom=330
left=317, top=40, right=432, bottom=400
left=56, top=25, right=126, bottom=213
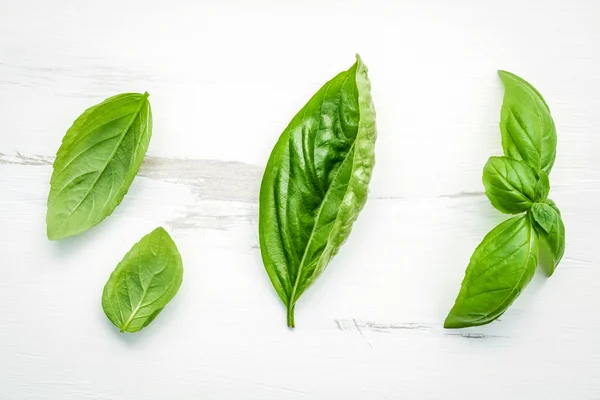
left=536, top=200, right=565, bottom=277
left=531, top=202, right=556, bottom=233
left=498, top=71, right=557, bottom=174
left=102, top=227, right=183, bottom=333
left=534, top=170, right=550, bottom=201
left=444, top=215, right=539, bottom=329
left=482, top=156, right=537, bottom=214
left=259, top=55, right=376, bottom=328
left=47, top=92, right=152, bottom=240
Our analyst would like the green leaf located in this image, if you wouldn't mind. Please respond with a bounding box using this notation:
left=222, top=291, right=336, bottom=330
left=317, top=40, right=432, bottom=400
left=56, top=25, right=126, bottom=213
left=536, top=200, right=565, bottom=277
left=47, top=92, right=152, bottom=240
left=444, top=214, right=539, bottom=329
left=102, top=227, right=183, bottom=333
left=258, top=55, right=376, bottom=328
left=482, top=156, right=537, bottom=214
left=498, top=70, right=557, bottom=174
left=534, top=170, right=550, bottom=201
left=531, top=202, right=556, bottom=233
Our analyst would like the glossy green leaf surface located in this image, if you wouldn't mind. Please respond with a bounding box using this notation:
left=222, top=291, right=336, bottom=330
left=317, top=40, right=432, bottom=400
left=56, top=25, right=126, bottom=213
left=498, top=71, right=557, bottom=174
left=531, top=202, right=556, bottom=233
left=445, top=215, right=539, bottom=329
left=534, top=170, right=550, bottom=201
left=259, top=55, right=376, bottom=328
left=536, top=200, right=565, bottom=277
left=482, top=156, right=537, bottom=214
left=47, top=92, right=152, bottom=240
left=102, top=227, right=183, bottom=333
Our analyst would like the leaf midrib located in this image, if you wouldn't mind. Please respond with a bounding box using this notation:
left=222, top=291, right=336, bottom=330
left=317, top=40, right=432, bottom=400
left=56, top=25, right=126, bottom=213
left=288, top=140, right=356, bottom=309
left=57, top=92, right=149, bottom=230
left=286, top=71, right=357, bottom=309
left=120, top=245, right=172, bottom=332
left=507, top=89, right=546, bottom=172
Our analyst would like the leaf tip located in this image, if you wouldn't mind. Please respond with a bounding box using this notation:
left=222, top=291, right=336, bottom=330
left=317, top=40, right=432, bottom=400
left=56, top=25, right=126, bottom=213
left=354, top=53, right=369, bottom=73
left=444, top=309, right=475, bottom=329
left=497, top=70, right=515, bottom=85
left=443, top=314, right=458, bottom=329
left=151, top=226, right=171, bottom=240
left=46, top=228, right=57, bottom=241
left=46, top=223, right=65, bottom=241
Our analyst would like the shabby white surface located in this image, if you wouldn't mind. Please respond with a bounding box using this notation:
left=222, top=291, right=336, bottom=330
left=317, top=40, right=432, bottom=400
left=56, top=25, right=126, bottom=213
left=1, top=0, right=600, bottom=399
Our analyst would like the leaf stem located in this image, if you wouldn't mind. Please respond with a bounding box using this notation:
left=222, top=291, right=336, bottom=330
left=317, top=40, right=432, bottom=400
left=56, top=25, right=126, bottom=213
left=287, top=304, right=295, bottom=328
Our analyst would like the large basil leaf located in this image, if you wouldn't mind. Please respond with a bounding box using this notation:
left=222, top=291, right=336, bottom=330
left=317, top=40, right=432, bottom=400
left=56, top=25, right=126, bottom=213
left=498, top=71, right=557, bottom=174
left=259, top=55, right=376, bottom=328
left=445, top=215, right=539, bottom=328
left=482, top=156, right=537, bottom=214
left=47, top=92, right=152, bottom=240
left=535, top=200, right=565, bottom=277
left=102, top=227, right=183, bottom=333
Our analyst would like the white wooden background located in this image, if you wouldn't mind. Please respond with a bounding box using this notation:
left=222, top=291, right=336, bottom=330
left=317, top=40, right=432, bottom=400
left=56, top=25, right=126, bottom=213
left=1, top=1, right=599, bottom=399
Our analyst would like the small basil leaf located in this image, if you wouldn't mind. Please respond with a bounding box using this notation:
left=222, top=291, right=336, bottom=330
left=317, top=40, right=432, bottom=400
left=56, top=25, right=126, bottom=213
left=259, top=55, right=376, bottom=328
left=498, top=71, right=557, bottom=174
left=482, top=156, right=537, bottom=214
left=537, top=200, right=565, bottom=277
left=47, top=92, right=152, bottom=240
left=534, top=170, right=550, bottom=201
left=545, top=198, right=557, bottom=208
left=102, top=227, right=183, bottom=333
left=531, top=202, right=556, bottom=233
left=444, top=214, right=538, bottom=329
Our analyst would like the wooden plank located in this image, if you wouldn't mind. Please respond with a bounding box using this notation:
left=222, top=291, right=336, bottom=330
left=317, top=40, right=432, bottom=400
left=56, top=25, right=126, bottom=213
left=1, top=0, right=599, bottom=399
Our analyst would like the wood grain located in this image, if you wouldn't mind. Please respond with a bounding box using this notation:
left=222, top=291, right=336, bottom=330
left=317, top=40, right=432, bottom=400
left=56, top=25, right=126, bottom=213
left=1, top=1, right=600, bottom=399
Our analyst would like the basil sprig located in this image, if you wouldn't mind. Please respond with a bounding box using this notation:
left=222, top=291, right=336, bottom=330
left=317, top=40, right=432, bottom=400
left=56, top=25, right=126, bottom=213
left=445, top=71, right=565, bottom=329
